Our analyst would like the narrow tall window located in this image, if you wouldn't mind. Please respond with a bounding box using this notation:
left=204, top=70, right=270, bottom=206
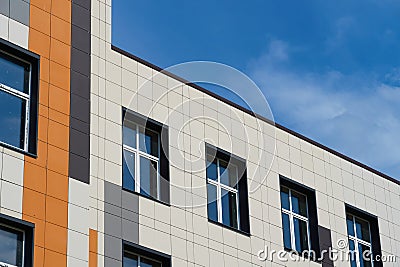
left=205, top=144, right=250, bottom=234
left=280, top=185, right=310, bottom=252
left=123, top=121, right=160, bottom=199
left=346, top=214, right=373, bottom=267
left=0, top=41, right=39, bottom=155
left=207, top=154, right=240, bottom=229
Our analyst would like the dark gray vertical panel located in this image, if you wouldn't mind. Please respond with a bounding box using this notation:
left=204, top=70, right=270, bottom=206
left=69, top=0, right=91, bottom=184
left=104, top=181, right=140, bottom=267
left=318, top=226, right=334, bottom=267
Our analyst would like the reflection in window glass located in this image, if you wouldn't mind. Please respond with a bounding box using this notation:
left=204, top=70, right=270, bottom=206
left=139, top=127, right=158, bottom=157
left=293, top=218, right=309, bottom=252
left=219, top=160, right=238, bottom=188
left=347, top=214, right=355, bottom=237
left=0, top=225, right=23, bottom=267
left=358, top=243, right=372, bottom=267
left=221, top=189, right=238, bottom=229
left=280, top=186, right=290, bottom=210
left=140, top=156, right=158, bottom=198
left=0, top=90, right=26, bottom=149
left=0, top=54, right=29, bottom=93
left=206, top=156, right=217, bottom=181
left=122, top=150, right=136, bottom=192
left=349, top=239, right=357, bottom=267
left=207, top=184, right=218, bottom=222
left=291, top=191, right=307, bottom=217
left=123, top=252, right=138, bottom=267
left=123, top=251, right=162, bottom=267
left=141, top=256, right=162, bottom=267
left=355, top=218, right=370, bottom=243
left=282, top=213, right=291, bottom=249
left=123, top=124, right=137, bottom=149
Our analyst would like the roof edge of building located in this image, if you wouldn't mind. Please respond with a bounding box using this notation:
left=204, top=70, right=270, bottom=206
left=111, top=45, right=400, bottom=186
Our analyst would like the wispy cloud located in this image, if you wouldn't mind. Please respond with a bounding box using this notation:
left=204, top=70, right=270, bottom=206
left=248, top=39, right=400, bottom=179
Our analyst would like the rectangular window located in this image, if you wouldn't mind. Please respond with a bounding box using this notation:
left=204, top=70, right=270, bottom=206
left=0, top=214, right=34, bottom=267
left=280, top=185, right=310, bottom=252
left=345, top=205, right=382, bottom=267
left=206, top=144, right=250, bottom=234
left=123, top=241, right=171, bottom=267
left=0, top=39, right=39, bottom=155
left=122, top=109, right=170, bottom=204
left=279, top=176, right=320, bottom=258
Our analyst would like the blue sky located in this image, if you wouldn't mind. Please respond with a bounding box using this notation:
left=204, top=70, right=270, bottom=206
left=113, top=0, right=400, bottom=179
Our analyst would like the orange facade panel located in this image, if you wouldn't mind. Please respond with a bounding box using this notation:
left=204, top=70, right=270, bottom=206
left=24, top=1, right=72, bottom=266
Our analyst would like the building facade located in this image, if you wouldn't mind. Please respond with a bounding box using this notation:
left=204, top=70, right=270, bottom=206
left=0, top=1, right=399, bottom=267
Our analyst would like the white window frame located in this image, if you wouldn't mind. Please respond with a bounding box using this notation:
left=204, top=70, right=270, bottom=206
left=0, top=223, right=26, bottom=267
left=124, top=251, right=163, bottom=267
left=347, top=214, right=374, bottom=267
left=123, top=123, right=161, bottom=199
left=206, top=157, right=240, bottom=229
left=281, top=186, right=311, bottom=252
left=0, top=51, right=31, bottom=152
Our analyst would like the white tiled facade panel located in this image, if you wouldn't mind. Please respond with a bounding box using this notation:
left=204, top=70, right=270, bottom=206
left=89, top=1, right=400, bottom=266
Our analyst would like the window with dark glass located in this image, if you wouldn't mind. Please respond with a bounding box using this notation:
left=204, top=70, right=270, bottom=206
left=206, top=144, right=250, bottom=234
left=123, top=242, right=170, bottom=267
left=0, top=214, right=34, bottom=267
left=122, top=109, right=170, bottom=204
left=345, top=205, right=382, bottom=267
left=280, top=186, right=310, bottom=252
left=279, top=177, right=320, bottom=257
left=0, top=39, right=39, bottom=155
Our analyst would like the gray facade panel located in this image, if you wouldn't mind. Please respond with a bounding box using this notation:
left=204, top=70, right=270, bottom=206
left=9, top=0, right=29, bottom=26
left=72, top=0, right=90, bottom=10
left=122, top=190, right=139, bottom=213
left=0, top=0, right=9, bottom=17
left=71, top=70, right=90, bottom=99
left=318, top=226, right=334, bottom=267
left=104, top=181, right=140, bottom=267
left=69, top=0, right=91, bottom=185
left=69, top=128, right=90, bottom=159
left=104, top=234, right=123, bottom=261
left=69, top=154, right=90, bottom=183
left=122, top=220, right=139, bottom=244
left=105, top=182, right=122, bottom=207
left=71, top=2, right=90, bottom=31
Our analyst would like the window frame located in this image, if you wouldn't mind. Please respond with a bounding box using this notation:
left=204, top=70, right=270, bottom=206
left=279, top=176, right=320, bottom=259
left=122, top=108, right=170, bottom=205
left=0, top=213, right=34, bottom=267
left=123, top=240, right=171, bottom=267
left=281, top=186, right=311, bottom=252
left=205, top=143, right=250, bottom=235
left=206, top=157, right=240, bottom=229
left=123, top=124, right=161, bottom=199
left=0, top=38, right=39, bottom=156
left=345, top=205, right=382, bottom=267
left=347, top=213, right=373, bottom=267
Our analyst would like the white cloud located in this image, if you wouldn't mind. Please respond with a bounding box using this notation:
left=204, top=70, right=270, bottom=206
left=248, top=39, right=400, bottom=179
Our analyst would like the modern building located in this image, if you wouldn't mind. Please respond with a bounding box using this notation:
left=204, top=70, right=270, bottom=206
left=0, top=1, right=399, bottom=267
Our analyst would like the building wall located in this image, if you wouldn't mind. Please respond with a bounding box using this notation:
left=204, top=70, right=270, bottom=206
left=89, top=1, right=400, bottom=267
left=0, top=0, right=399, bottom=267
